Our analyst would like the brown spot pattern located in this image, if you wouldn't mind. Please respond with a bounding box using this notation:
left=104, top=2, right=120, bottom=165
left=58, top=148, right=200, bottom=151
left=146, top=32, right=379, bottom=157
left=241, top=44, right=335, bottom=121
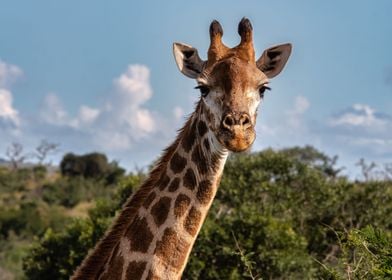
left=98, top=244, right=120, bottom=280
left=126, top=261, right=147, bottom=279
left=170, top=152, right=187, bottom=174
left=143, top=191, right=157, bottom=209
left=158, top=174, right=170, bottom=191
left=100, top=254, right=124, bottom=280
left=126, top=217, right=153, bottom=253
left=191, top=146, right=208, bottom=174
left=183, top=168, right=197, bottom=190
left=197, top=121, right=208, bottom=137
left=203, top=138, right=210, bottom=151
left=155, top=227, right=190, bottom=270
left=98, top=271, right=109, bottom=280
left=168, top=177, right=181, bottom=192
left=184, top=207, right=202, bottom=236
left=204, top=106, right=215, bottom=126
left=197, top=180, right=213, bottom=204
left=174, top=194, right=191, bottom=218
left=211, top=153, right=222, bottom=172
left=151, top=197, right=171, bottom=227
left=181, top=121, right=197, bottom=152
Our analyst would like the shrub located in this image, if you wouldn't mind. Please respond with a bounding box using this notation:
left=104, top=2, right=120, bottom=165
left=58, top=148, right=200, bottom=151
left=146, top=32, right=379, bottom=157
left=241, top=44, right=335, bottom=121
left=60, top=153, right=124, bottom=182
left=42, top=177, right=110, bottom=208
left=22, top=174, right=142, bottom=279
left=322, top=226, right=392, bottom=279
left=21, top=147, right=392, bottom=279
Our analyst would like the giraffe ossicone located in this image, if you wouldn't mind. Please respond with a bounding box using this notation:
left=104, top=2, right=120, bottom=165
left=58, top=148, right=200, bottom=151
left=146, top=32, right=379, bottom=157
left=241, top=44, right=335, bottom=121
left=72, top=18, right=292, bottom=280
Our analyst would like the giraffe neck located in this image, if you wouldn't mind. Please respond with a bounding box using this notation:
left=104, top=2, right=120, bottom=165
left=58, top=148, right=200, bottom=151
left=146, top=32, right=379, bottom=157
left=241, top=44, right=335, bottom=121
left=72, top=102, right=228, bottom=280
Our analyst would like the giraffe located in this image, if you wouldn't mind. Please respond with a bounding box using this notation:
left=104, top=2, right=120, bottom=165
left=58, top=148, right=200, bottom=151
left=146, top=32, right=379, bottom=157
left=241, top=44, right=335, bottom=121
left=72, top=18, right=291, bottom=280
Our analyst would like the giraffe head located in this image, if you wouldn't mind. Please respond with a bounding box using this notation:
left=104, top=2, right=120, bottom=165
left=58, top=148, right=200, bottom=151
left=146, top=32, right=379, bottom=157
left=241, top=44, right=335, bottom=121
left=173, top=18, right=292, bottom=152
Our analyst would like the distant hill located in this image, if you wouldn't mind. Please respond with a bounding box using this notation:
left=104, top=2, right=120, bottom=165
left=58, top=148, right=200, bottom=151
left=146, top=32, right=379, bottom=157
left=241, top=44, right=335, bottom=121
left=0, top=158, right=9, bottom=165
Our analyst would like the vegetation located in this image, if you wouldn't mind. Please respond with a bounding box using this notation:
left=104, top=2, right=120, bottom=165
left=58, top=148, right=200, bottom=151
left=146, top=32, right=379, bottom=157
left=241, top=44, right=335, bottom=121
left=60, top=153, right=125, bottom=184
left=0, top=146, right=391, bottom=279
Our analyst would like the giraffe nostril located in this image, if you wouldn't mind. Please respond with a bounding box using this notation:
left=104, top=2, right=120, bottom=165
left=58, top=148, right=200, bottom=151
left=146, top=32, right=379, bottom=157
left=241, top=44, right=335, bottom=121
left=222, top=113, right=252, bottom=130
left=240, top=114, right=251, bottom=128
left=222, top=114, right=235, bottom=129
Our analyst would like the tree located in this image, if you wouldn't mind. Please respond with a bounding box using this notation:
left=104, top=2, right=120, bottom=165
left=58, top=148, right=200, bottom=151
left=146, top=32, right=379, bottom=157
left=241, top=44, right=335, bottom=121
left=60, top=152, right=110, bottom=178
left=5, top=142, right=28, bottom=170
left=34, top=140, right=59, bottom=165
left=22, top=147, right=392, bottom=279
left=60, top=152, right=125, bottom=182
left=23, top=175, right=142, bottom=279
left=323, top=226, right=392, bottom=279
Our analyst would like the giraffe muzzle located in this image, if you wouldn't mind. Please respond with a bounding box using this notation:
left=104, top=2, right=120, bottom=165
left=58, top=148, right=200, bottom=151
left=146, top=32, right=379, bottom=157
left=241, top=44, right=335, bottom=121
left=218, top=112, right=256, bottom=152
left=222, top=112, right=252, bottom=131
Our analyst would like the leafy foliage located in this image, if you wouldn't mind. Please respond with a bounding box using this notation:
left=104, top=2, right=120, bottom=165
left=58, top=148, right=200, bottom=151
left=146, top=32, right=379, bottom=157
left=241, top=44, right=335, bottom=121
left=0, top=152, right=129, bottom=278
left=0, top=146, right=391, bottom=279
left=323, top=226, right=392, bottom=279
left=182, top=148, right=392, bottom=279
left=22, top=175, right=142, bottom=280
left=41, top=177, right=109, bottom=208
left=60, top=153, right=125, bottom=183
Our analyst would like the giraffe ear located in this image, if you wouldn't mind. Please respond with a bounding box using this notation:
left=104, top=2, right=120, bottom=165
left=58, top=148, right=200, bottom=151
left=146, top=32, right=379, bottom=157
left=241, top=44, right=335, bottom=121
left=256, top=43, right=292, bottom=78
left=173, top=43, right=206, bottom=79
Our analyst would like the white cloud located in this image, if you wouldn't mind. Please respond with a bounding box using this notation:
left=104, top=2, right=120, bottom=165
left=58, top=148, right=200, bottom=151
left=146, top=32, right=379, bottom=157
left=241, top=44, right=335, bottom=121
left=0, top=89, right=20, bottom=128
left=133, top=109, right=156, bottom=133
left=94, top=64, right=158, bottom=147
left=37, top=64, right=161, bottom=151
left=254, top=99, right=392, bottom=176
left=173, top=106, right=184, bottom=121
left=114, top=65, right=152, bottom=106
left=293, top=95, right=310, bottom=114
left=78, top=105, right=100, bottom=124
left=40, top=94, right=101, bottom=130
left=40, top=93, right=68, bottom=125
left=321, top=103, right=392, bottom=159
left=286, top=95, right=310, bottom=129
left=0, top=59, right=23, bottom=88
left=95, top=131, right=132, bottom=151
left=0, top=59, right=22, bottom=131
left=328, top=103, right=387, bottom=129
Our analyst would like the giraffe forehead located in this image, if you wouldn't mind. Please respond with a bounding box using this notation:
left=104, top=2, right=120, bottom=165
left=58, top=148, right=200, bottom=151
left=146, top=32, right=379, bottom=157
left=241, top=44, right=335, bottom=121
left=205, top=57, right=266, bottom=93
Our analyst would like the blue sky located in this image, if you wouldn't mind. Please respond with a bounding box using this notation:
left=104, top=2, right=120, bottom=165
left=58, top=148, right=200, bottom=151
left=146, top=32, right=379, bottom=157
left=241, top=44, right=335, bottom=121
left=0, top=0, right=391, bottom=177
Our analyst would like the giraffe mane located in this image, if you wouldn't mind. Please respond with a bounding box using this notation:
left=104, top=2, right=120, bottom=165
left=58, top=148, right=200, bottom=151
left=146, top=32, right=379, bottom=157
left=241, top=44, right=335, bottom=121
left=71, top=105, right=199, bottom=280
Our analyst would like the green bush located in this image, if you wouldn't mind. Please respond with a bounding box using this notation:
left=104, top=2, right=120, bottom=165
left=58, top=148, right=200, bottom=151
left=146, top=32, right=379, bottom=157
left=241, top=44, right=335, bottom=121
left=0, top=208, right=25, bottom=238
left=42, top=177, right=113, bottom=208
left=19, top=147, right=392, bottom=279
left=322, top=226, right=392, bottom=279
left=0, top=167, right=32, bottom=193
left=0, top=201, right=69, bottom=238
left=32, top=165, right=47, bottom=181
left=60, top=153, right=125, bottom=182
left=0, top=233, right=30, bottom=280
left=22, top=174, right=142, bottom=279
left=23, top=220, right=98, bottom=280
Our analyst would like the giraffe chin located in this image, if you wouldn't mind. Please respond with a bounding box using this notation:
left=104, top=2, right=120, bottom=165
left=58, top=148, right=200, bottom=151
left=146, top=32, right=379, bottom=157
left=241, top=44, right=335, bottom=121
left=217, top=128, right=256, bottom=152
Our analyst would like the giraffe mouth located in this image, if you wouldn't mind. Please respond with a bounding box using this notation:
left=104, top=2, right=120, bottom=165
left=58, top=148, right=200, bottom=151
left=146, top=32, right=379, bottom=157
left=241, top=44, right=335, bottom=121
left=217, top=126, right=256, bottom=152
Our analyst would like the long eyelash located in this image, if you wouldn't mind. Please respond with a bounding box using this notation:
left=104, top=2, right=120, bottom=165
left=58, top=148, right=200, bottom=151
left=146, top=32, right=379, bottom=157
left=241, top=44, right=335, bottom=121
left=259, top=85, right=271, bottom=98
left=195, top=85, right=210, bottom=97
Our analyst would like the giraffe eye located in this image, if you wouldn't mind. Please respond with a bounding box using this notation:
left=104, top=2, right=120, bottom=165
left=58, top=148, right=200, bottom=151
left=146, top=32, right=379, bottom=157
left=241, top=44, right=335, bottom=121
left=258, top=85, right=271, bottom=98
left=195, top=85, right=210, bottom=98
